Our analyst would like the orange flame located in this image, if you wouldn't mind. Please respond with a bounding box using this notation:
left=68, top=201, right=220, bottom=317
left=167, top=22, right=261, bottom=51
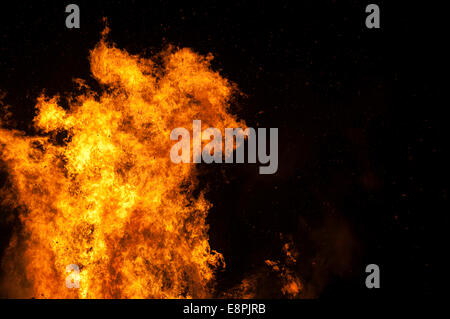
left=0, top=30, right=242, bottom=298
left=265, top=242, right=303, bottom=298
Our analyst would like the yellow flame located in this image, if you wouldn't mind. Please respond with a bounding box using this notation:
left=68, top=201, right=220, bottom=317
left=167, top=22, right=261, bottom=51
left=0, top=32, right=242, bottom=298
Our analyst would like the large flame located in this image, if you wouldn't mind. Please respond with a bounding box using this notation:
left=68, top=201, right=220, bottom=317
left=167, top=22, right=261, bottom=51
left=0, top=29, right=242, bottom=298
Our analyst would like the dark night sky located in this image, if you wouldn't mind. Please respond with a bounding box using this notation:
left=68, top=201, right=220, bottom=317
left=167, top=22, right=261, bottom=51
left=0, top=0, right=446, bottom=298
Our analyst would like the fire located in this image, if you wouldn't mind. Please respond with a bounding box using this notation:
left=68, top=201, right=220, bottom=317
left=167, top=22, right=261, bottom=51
left=265, top=242, right=302, bottom=298
left=0, top=28, right=242, bottom=298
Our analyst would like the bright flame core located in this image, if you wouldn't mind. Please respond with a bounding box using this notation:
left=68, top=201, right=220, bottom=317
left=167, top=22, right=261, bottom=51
left=0, top=31, right=242, bottom=298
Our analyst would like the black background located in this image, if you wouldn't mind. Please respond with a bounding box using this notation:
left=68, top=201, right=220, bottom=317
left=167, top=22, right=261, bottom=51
left=0, top=0, right=446, bottom=299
